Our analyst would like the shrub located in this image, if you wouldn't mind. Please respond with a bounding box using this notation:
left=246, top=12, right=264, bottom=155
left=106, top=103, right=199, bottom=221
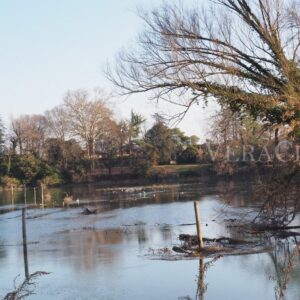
left=1, top=176, right=20, bottom=188
left=177, top=146, right=199, bottom=164
left=132, top=158, right=150, bottom=177
left=39, top=174, right=63, bottom=186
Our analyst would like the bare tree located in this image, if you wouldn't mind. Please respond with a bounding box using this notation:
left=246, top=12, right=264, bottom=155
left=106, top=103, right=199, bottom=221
left=253, top=167, right=300, bottom=226
left=45, top=105, right=71, bottom=169
left=108, top=0, right=300, bottom=133
left=10, top=118, right=23, bottom=154
left=11, top=115, right=48, bottom=157
left=96, top=119, right=123, bottom=176
left=45, top=105, right=69, bottom=142
left=209, top=108, right=242, bottom=146
left=107, top=0, right=300, bottom=225
left=63, top=89, right=113, bottom=169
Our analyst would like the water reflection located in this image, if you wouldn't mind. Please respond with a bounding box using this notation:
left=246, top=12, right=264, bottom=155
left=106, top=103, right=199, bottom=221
left=0, top=181, right=229, bottom=210
left=268, top=237, right=300, bottom=300
left=31, top=222, right=176, bottom=274
left=58, top=229, right=125, bottom=271
left=177, top=237, right=300, bottom=300
left=196, top=258, right=206, bottom=300
left=0, top=241, right=6, bottom=259
left=1, top=182, right=300, bottom=299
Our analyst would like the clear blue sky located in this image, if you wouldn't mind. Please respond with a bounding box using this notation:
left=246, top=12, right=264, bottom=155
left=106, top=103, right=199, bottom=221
left=0, top=0, right=216, bottom=139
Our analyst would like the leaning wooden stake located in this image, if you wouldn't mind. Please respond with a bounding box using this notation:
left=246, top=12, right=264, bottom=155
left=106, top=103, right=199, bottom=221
left=194, top=201, right=204, bottom=250
left=22, top=208, right=29, bottom=279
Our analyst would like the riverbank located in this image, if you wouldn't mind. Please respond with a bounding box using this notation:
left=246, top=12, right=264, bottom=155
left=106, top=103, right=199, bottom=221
left=0, top=161, right=296, bottom=191
left=80, top=162, right=291, bottom=188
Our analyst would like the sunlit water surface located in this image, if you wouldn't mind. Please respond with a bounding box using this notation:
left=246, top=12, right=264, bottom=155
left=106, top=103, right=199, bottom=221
left=0, top=181, right=300, bottom=300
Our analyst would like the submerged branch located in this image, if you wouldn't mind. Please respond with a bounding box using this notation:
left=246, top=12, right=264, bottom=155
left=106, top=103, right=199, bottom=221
left=2, top=271, right=50, bottom=300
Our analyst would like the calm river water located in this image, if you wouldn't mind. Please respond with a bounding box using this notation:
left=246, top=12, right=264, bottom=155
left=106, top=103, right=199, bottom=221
left=0, top=181, right=300, bottom=300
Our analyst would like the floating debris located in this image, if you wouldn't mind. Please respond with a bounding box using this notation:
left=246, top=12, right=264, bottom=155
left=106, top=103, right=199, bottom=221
left=81, top=207, right=97, bottom=215
left=171, top=234, right=271, bottom=258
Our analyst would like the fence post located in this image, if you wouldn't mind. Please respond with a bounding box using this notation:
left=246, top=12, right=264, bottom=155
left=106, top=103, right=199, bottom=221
left=24, top=184, right=27, bottom=206
left=33, top=187, right=37, bottom=206
left=194, top=201, right=204, bottom=250
left=11, top=184, right=14, bottom=206
left=41, top=184, right=44, bottom=207
left=22, top=208, right=29, bottom=279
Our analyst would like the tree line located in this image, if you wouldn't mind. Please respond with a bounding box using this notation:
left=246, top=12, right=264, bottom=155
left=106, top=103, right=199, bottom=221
left=0, top=89, right=201, bottom=186
left=2, top=0, right=300, bottom=193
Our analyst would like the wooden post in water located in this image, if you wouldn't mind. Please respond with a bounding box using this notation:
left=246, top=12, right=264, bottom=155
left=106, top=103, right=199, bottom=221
left=22, top=208, right=29, bottom=279
left=33, top=187, right=37, bottom=206
left=11, top=184, right=14, bottom=206
left=194, top=201, right=204, bottom=250
left=24, top=184, right=27, bottom=206
left=41, top=184, right=44, bottom=207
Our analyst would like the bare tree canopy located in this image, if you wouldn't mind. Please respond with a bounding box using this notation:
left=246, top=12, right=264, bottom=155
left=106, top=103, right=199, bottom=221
left=107, top=0, right=300, bottom=127
left=63, top=89, right=113, bottom=161
left=45, top=105, right=69, bottom=141
left=11, top=114, right=48, bottom=156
